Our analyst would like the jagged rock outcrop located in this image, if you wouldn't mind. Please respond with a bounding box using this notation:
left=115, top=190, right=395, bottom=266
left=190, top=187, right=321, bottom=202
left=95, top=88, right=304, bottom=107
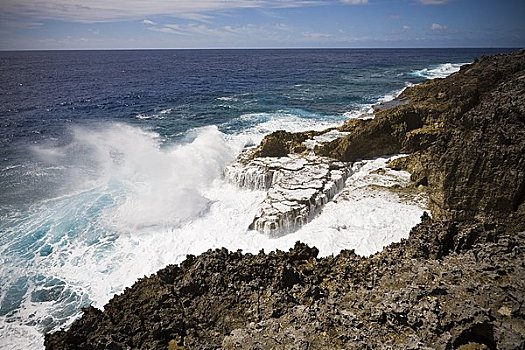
left=249, top=130, right=335, bottom=159
left=317, top=50, right=525, bottom=161
left=45, top=219, right=525, bottom=350
left=45, top=50, right=525, bottom=350
left=318, top=50, right=525, bottom=225
left=226, top=128, right=354, bottom=235
left=250, top=130, right=309, bottom=158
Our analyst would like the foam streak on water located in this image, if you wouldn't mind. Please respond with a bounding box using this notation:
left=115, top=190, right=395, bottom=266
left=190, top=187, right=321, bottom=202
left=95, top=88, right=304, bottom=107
left=342, top=82, right=415, bottom=120
left=411, top=62, right=468, bottom=79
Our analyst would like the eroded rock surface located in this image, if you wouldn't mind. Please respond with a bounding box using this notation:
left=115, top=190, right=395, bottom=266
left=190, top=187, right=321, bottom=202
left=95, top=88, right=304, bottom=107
left=225, top=155, right=352, bottom=235
left=317, top=50, right=525, bottom=226
left=45, top=220, right=525, bottom=350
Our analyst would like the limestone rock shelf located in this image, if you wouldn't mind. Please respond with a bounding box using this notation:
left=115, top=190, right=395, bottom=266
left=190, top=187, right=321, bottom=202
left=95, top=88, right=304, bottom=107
left=225, top=154, right=353, bottom=235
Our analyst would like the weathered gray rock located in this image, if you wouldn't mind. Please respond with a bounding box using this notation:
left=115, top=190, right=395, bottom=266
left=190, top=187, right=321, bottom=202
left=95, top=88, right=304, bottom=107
left=224, top=125, right=356, bottom=235
left=225, top=154, right=352, bottom=235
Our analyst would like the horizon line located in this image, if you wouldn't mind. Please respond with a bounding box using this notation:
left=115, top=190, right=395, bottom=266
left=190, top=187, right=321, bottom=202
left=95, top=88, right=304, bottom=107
left=1, top=46, right=522, bottom=53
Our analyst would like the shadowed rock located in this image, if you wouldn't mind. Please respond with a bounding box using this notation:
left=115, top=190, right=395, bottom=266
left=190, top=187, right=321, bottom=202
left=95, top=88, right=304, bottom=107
left=44, top=221, right=525, bottom=350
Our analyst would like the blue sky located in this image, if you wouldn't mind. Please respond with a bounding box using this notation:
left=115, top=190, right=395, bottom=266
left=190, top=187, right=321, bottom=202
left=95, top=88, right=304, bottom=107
left=0, top=0, right=523, bottom=50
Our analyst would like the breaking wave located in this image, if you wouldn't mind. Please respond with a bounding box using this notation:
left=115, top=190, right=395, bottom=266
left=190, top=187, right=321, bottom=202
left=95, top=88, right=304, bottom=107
left=411, top=62, right=468, bottom=79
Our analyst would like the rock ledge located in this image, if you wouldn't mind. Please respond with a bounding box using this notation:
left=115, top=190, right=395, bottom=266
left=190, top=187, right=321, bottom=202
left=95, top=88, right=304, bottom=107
left=226, top=154, right=352, bottom=234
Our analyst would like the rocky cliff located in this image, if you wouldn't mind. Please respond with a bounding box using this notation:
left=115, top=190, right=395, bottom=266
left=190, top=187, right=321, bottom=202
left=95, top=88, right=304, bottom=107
left=316, top=50, right=525, bottom=226
left=45, top=50, right=525, bottom=349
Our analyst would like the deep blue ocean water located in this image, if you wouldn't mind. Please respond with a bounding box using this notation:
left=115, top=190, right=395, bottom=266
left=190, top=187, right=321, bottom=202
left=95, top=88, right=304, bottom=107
left=0, top=48, right=516, bottom=348
left=0, top=48, right=514, bottom=207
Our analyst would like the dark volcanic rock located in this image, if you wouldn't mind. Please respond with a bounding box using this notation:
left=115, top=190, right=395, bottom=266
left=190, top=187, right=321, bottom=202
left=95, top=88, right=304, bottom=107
left=318, top=50, right=525, bottom=225
left=316, top=107, right=424, bottom=161
left=318, top=50, right=525, bottom=161
left=249, top=129, right=337, bottom=159
left=45, top=50, right=525, bottom=350
left=251, top=130, right=310, bottom=158
left=45, top=220, right=525, bottom=350
left=422, top=68, right=525, bottom=224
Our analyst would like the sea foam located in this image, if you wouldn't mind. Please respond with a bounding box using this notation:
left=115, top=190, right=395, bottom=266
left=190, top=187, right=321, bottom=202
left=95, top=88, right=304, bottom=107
left=0, top=124, right=242, bottom=349
left=0, top=116, right=427, bottom=350
left=135, top=108, right=172, bottom=120
left=342, top=82, right=414, bottom=120
left=411, top=62, right=467, bottom=79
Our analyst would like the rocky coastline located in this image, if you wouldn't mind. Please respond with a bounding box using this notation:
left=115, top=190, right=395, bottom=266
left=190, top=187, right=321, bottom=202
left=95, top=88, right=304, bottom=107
left=45, top=50, right=525, bottom=349
left=225, top=154, right=352, bottom=235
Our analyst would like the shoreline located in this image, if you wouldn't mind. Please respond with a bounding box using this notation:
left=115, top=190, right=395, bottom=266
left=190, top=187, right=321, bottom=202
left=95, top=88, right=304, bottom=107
left=44, top=49, right=525, bottom=349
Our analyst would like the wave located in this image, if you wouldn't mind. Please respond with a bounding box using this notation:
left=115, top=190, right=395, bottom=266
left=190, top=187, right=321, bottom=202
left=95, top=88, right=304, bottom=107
left=0, top=123, right=241, bottom=349
left=134, top=108, right=172, bottom=120
left=411, top=62, right=468, bottom=79
left=241, top=110, right=345, bottom=132
left=222, top=109, right=348, bottom=146
left=35, top=124, right=236, bottom=230
left=216, top=96, right=238, bottom=102
left=1, top=165, right=23, bottom=172
left=1, top=62, right=450, bottom=349
left=342, top=82, right=414, bottom=120
left=0, top=120, right=427, bottom=350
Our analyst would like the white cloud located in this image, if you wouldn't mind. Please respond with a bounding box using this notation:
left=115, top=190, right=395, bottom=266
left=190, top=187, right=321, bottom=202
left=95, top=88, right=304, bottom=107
left=0, top=0, right=326, bottom=23
left=142, top=19, right=156, bottom=26
left=139, top=19, right=304, bottom=47
left=1, top=19, right=43, bottom=30
left=303, top=32, right=332, bottom=39
left=431, top=23, right=447, bottom=30
left=402, top=25, right=411, bottom=30
left=419, top=0, right=449, bottom=4
left=175, top=13, right=212, bottom=22
left=145, top=21, right=259, bottom=38
left=341, top=0, right=368, bottom=4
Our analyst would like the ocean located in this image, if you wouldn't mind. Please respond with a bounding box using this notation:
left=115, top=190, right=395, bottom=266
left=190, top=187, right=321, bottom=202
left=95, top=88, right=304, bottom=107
left=0, top=48, right=515, bottom=349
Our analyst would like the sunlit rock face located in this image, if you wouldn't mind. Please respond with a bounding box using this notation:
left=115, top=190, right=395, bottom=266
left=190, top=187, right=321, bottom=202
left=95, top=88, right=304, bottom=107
left=225, top=154, right=352, bottom=235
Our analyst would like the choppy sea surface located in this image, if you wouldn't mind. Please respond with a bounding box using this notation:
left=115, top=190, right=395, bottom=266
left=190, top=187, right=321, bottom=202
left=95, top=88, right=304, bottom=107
left=0, top=48, right=515, bottom=349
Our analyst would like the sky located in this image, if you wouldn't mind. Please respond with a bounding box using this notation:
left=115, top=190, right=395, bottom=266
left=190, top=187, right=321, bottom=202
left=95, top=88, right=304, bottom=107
left=0, top=0, right=524, bottom=50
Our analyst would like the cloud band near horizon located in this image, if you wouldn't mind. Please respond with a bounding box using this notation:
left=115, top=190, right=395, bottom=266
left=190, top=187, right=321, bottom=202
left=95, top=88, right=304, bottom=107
left=0, top=0, right=453, bottom=23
